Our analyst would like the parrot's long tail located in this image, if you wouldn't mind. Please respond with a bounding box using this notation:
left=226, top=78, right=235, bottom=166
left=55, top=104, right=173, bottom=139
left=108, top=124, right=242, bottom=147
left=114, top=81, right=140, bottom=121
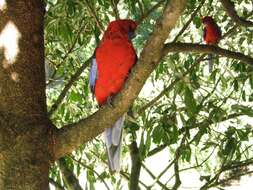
left=103, top=116, right=125, bottom=173
left=208, top=53, right=213, bottom=73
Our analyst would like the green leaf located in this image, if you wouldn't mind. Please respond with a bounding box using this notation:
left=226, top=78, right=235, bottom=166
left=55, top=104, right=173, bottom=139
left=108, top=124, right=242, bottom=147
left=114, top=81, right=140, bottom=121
left=184, top=86, right=197, bottom=116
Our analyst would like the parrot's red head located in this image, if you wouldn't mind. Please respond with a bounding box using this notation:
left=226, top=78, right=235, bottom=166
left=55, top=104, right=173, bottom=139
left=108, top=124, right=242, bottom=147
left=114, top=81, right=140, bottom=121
left=202, top=16, right=215, bottom=26
left=105, top=19, right=138, bottom=40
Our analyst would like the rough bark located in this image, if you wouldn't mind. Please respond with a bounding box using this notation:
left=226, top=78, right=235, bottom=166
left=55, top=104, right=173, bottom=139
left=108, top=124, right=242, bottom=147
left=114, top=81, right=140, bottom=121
left=0, top=1, right=51, bottom=189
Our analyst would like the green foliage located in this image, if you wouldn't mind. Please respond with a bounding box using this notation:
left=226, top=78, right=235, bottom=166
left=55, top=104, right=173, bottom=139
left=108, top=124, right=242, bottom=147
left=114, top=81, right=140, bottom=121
left=46, top=0, right=253, bottom=189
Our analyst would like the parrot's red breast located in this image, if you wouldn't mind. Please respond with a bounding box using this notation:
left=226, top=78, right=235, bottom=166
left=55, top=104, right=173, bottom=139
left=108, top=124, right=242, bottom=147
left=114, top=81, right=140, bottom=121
left=94, top=20, right=137, bottom=105
left=202, top=16, right=221, bottom=45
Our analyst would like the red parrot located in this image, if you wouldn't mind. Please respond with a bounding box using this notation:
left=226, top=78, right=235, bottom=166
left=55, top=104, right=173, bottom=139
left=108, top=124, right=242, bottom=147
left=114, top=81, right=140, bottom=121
left=202, top=16, right=222, bottom=72
left=89, top=19, right=138, bottom=173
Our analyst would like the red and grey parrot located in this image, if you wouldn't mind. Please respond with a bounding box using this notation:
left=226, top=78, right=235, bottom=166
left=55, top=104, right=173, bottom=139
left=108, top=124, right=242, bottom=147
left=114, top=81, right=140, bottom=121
left=202, top=16, right=222, bottom=72
left=89, top=19, right=138, bottom=173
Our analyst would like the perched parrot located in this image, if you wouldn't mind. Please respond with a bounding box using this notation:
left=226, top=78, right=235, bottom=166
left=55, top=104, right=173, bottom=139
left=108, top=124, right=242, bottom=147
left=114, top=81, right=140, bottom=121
left=89, top=19, right=138, bottom=173
left=202, top=16, right=222, bottom=72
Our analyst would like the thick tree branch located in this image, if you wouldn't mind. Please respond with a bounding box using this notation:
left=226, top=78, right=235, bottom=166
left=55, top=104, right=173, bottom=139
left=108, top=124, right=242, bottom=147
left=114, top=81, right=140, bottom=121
left=163, top=43, right=253, bottom=66
left=53, top=0, right=187, bottom=160
left=220, top=0, right=253, bottom=27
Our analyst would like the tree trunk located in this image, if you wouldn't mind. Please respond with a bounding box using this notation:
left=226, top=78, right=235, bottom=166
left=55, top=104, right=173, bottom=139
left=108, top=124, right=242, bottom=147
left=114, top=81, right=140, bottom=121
left=0, top=1, right=51, bottom=189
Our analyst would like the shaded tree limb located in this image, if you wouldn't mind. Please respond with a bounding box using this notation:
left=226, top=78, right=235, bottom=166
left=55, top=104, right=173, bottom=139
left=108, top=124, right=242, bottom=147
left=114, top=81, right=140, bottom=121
left=129, top=141, right=142, bottom=190
left=58, top=158, right=83, bottom=190
left=200, top=158, right=253, bottom=189
left=220, top=0, right=253, bottom=27
left=163, top=43, right=253, bottom=66
left=48, top=57, right=91, bottom=116
left=53, top=0, right=188, bottom=160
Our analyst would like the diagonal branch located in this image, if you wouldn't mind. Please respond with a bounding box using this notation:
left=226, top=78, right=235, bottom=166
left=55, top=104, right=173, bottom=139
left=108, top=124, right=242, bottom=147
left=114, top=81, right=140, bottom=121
left=58, top=158, right=83, bottom=190
left=163, top=43, right=253, bottom=66
left=138, top=0, right=166, bottom=23
left=220, top=0, right=253, bottom=27
left=53, top=0, right=188, bottom=160
left=48, top=57, right=91, bottom=116
left=84, top=0, right=104, bottom=32
left=173, top=0, right=206, bottom=42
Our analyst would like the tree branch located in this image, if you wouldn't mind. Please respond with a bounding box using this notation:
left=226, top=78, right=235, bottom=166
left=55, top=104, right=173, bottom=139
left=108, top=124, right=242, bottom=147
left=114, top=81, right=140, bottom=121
left=48, top=57, right=91, bottom=116
left=49, top=178, right=65, bottom=190
left=141, top=163, right=170, bottom=190
left=163, top=42, right=253, bottom=66
left=84, top=0, right=104, bottom=32
left=71, top=156, right=110, bottom=190
left=58, top=158, right=83, bottom=190
left=173, top=0, right=206, bottom=42
left=220, top=0, right=253, bottom=27
left=53, top=0, right=188, bottom=160
left=110, top=0, right=120, bottom=19
left=47, top=18, right=87, bottom=84
left=129, top=141, right=141, bottom=190
left=138, top=0, right=166, bottom=23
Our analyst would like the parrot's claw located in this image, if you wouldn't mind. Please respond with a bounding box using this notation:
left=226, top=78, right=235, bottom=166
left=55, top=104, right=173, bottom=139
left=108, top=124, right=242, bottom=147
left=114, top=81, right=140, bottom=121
left=107, top=96, right=114, bottom=108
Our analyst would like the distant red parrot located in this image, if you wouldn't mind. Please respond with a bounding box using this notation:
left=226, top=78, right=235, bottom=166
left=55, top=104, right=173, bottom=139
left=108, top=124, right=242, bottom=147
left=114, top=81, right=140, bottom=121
left=89, top=19, right=138, bottom=173
left=202, top=16, right=222, bottom=72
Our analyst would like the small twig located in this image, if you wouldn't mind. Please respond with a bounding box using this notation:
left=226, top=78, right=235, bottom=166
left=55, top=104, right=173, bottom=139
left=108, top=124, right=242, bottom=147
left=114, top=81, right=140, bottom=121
left=48, top=56, right=91, bottom=116
left=136, top=0, right=144, bottom=18
left=84, top=0, right=104, bottom=32
left=110, top=0, right=120, bottom=19
left=49, top=178, right=65, bottom=190
left=90, top=150, right=148, bottom=189
left=150, top=159, right=175, bottom=188
left=220, top=0, right=253, bottom=27
left=141, top=163, right=170, bottom=190
left=138, top=55, right=205, bottom=114
left=71, top=156, right=110, bottom=190
left=173, top=0, right=206, bottom=42
left=147, top=144, right=167, bottom=157
left=47, top=18, right=87, bottom=84
left=138, top=0, right=166, bottom=23
left=58, top=158, right=83, bottom=190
